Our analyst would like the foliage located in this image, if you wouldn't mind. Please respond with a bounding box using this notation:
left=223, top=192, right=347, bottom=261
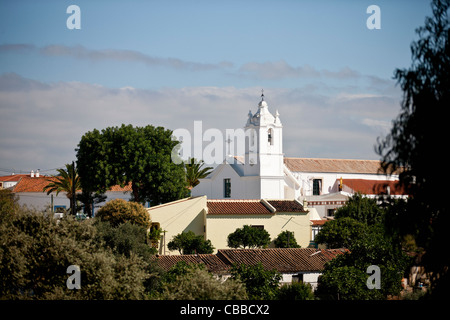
left=167, top=230, right=214, bottom=254
left=230, top=262, right=282, bottom=300
left=185, top=157, right=213, bottom=189
left=0, top=189, right=19, bottom=222
left=273, top=230, right=301, bottom=248
left=43, top=163, right=81, bottom=215
left=314, top=217, right=368, bottom=249
left=277, top=281, right=315, bottom=300
left=155, top=262, right=247, bottom=300
left=95, top=198, right=150, bottom=229
left=94, top=221, right=156, bottom=259
left=227, top=225, right=271, bottom=249
left=0, top=207, right=153, bottom=299
left=334, top=192, right=384, bottom=225
left=76, top=124, right=189, bottom=205
left=376, top=0, right=450, bottom=298
left=316, top=224, right=410, bottom=300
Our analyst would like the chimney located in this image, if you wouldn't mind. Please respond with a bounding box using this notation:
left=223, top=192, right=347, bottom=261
left=36, top=169, right=40, bottom=178
left=31, top=170, right=34, bottom=178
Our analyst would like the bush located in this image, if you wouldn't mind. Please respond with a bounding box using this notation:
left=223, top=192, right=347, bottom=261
left=278, top=282, right=315, bottom=300
left=227, top=225, right=271, bottom=249
left=167, top=230, right=214, bottom=254
left=0, top=208, right=152, bottom=299
left=274, top=230, right=301, bottom=248
left=155, top=262, right=247, bottom=300
left=95, top=199, right=150, bottom=229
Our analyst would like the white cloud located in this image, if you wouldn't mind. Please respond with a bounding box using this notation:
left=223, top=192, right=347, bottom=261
left=0, top=73, right=401, bottom=172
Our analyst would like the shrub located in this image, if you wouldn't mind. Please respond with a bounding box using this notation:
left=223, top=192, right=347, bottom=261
left=274, top=230, right=301, bottom=248
left=95, top=199, right=150, bottom=229
left=155, top=262, right=247, bottom=300
left=278, top=282, right=315, bottom=300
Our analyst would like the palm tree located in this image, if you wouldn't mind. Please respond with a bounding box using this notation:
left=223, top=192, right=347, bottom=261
left=185, top=158, right=213, bottom=190
left=43, top=162, right=81, bottom=215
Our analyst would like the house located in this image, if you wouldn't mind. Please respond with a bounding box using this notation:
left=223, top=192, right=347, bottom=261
left=154, top=248, right=349, bottom=290
left=3, top=171, right=132, bottom=215
left=191, top=93, right=407, bottom=219
left=147, top=195, right=322, bottom=255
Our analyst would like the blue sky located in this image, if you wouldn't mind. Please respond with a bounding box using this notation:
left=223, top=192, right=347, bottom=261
left=0, top=0, right=433, bottom=174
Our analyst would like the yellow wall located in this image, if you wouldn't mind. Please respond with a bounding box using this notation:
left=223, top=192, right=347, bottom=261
left=147, top=196, right=207, bottom=255
left=206, top=211, right=311, bottom=252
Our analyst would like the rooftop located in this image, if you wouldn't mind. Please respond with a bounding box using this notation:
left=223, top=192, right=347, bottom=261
left=284, top=157, right=383, bottom=174
left=206, top=199, right=306, bottom=215
left=154, top=248, right=349, bottom=273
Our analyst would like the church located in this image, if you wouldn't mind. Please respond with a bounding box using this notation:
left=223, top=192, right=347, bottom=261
left=191, top=92, right=404, bottom=219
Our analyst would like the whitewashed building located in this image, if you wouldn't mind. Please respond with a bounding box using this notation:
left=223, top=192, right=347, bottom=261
left=192, top=93, right=405, bottom=219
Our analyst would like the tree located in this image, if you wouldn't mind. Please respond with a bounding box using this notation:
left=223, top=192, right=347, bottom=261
left=273, top=230, right=301, bottom=248
left=314, top=217, right=368, bottom=249
left=76, top=124, right=189, bottom=205
left=334, top=192, right=384, bottom=226
left=155, top=261, right=247, bottom=300
left=95, top=198, right=150, bottom=229
left=230, top=262, right=282, bottom=300
left=185, top=157, right=213, bottom=190
left=167, top=230, right=214, bottom=254
left=0, top=207, right=153, bottom=299
left=43, top=163, right=81, bottom=215
left=0, top=189, right=19, bottom=221
left=227, top=225, right=271, bottom=249
left=376, top=0, right=450, bottom=298
left=277, top=281, right=315, bottom=300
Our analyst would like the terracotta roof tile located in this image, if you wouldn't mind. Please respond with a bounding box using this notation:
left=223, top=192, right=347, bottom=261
left=207, top=200, right=272, bottom=215
left=153, top=248, right=349, bottom=274
left=11, top=176, right=132, bottom=193
left=153, top=254, right=231, bottom=273
left=266, top=199, right=306, bottom=213
left=341, top=179, right=406, bottom=195
left=0, top=174, right=28, bottom=182
left=284, top=157, right=382, bottom=174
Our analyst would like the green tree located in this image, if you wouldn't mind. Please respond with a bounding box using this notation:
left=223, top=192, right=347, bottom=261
left=185, top=157, right=213, bottom=190
left=376, top=0, right=450, bottom=298
left=230, top=262, right=282, bottom=300
left=227, top=225, right=271, bottom=249
left=314, top=217, right=368, bottom=249
left=155, top=261, right=247, bottom=300
left=43, top=163, right=81, bottom=215
left=0, top=208, right=152, bottom=299
left=95, top=198, right=150, bottom=229
left=334, top=192, right=384, bottom=226
left=167, top=230, right=214, bottom=254
left=0, top=189, right=19, bottom=222
left=76, top=124, right=189, bottom=205
left=277, top=281, right=315, bottom=300
left=274, top=230, right=301, bottom=248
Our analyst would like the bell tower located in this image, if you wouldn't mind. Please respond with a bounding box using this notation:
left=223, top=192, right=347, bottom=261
left=243, top=91, right=284, bottom=199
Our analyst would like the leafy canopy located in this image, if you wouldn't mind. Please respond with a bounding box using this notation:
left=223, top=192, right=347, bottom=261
left=76, top=124, right=189, bottom=205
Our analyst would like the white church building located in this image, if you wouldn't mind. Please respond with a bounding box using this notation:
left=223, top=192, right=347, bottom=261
left=191, top=93, right=405, bottom=219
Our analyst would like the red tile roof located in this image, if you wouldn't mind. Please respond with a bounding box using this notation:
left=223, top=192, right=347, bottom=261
left=11, top=176, right=132, bottom=193
left=217, top=248, right=348, bottom=273
left=207, top=199, right=307, bottom=215
left=266, top=200, right=306, bottom=213
left=0, top=174, right=28, bottom=182
left=207, top=200, right=273, bottom=215
left=154, top=248, right=348, bottom=274
left=284, top=157, right=382, bottom=174
left=341, top=179, right=406, bottom=195
left=154, top=253, right=231, bottom=273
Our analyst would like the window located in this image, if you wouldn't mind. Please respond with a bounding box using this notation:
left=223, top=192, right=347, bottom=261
left=327, top=208, right=336, bottom=217
left=268, top=128, right=273, bottom=145
left=313, top=179, right=322, bottom=195
left=224, top=178, right=231, bottom=198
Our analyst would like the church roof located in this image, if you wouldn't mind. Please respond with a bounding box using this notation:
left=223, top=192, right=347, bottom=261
left=284, top=157, right=382, bottom=174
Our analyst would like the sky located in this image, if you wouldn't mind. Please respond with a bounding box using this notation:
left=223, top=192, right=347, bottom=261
left=0, top=0, right=433, bottom=175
